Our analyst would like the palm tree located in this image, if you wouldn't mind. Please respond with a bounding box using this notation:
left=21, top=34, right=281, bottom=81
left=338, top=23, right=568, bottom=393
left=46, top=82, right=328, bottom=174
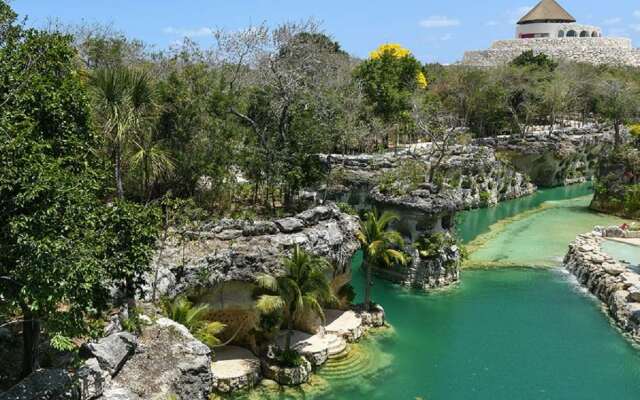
left=357, top=209, right=407, bottom=310
left=162, top=296, right=227, bottom=348
left=130, top=130, right=174, bottom=200
left=255, top=246, right=336, bottom=350
left=90, top=67, right=155, bottom=199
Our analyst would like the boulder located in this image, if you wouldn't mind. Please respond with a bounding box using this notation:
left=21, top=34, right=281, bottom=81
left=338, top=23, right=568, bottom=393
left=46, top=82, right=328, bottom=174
left=2, top=369, right=78, bottom=400
left=100, top=388, right=139, bottom=400
left=76, top=358, right=110, bottom=400
left=81, top=332, right=137, bottom=376
left=103, top=318, right=212, bottom=400
left=274, top=218, right=304, bottom=233
left=261, top=357, right=312, bottom=386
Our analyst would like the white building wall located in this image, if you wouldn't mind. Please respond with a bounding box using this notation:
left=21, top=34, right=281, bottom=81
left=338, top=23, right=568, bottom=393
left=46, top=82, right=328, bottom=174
left=516, top=23, right=602, bottom=39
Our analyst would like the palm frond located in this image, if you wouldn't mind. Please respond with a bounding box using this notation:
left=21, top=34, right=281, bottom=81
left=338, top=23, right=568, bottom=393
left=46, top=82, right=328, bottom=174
left=255, top=274, right=279, bottom=291
left=256, top=295, right=286, bottom=314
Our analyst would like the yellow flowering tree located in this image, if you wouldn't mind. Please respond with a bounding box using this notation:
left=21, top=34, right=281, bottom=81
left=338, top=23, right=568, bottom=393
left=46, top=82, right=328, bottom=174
left=354, top=43, right=427, bottom=147
left=630, top=123, right=640, bottom=147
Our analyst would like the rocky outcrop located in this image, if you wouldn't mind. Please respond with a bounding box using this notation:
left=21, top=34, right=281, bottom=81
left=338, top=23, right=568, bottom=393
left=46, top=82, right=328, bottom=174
left=260, top=358, right=312, bottom=386
left=353, top=304, right=386, bottom=328
left=564, top=231, right=640, bottom=343
left=101, top=318, right=213, bottom=400
left=477, top=129, right=615, bottom=187
left=1, top=369, right=78, bottom=400
left=150, top=203, right=360, bottom=299
left=81, top=333, right=137, bottom=377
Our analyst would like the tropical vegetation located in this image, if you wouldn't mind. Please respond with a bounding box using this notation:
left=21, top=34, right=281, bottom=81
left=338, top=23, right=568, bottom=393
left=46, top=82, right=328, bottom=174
left=255, top=246, right=335, bottom=353
left=357, top=210, right=408, bottom=310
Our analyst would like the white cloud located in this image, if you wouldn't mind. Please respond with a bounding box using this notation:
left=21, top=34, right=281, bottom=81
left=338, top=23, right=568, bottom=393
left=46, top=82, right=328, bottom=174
left=163, top=26, right=213, bottom=37
left=603, top=17, right=622, bottom=26
left=440, top=33, right=453, bottom=41
left=630, top=24, right=640, bottom=32
left=485, top=20, right=499, bottom=27
left=634, top=10, right=640, bottom=18
left=419, top=16, right=460, bottom=28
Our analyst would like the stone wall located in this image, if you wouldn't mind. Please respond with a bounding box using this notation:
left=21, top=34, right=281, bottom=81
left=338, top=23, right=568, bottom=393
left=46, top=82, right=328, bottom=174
left=564, top=230, right=640, bottom=344
left=462, top=37, right=640, bottom=67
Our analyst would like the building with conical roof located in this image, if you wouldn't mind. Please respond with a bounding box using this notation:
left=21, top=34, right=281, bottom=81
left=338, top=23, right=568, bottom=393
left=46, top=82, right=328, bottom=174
left=462, top=0, right=639, bottom=67
left=515, top=0, right=600, bottom=39
left=518, top=0, right=576, bottom=25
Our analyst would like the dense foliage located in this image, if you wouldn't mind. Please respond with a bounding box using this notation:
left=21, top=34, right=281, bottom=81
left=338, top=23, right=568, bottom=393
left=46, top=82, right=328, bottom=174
left=255, top=246, right=335, bottom=353
left=0, top=2, right=159, bottom=377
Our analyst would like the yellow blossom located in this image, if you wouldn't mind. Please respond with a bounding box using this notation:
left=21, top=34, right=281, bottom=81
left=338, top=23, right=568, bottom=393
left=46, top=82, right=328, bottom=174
left=369, top=43, right=411, bottom=60
left=416, top=71, right=428, bottom=89
left=630, top=124, right=640, bottom=138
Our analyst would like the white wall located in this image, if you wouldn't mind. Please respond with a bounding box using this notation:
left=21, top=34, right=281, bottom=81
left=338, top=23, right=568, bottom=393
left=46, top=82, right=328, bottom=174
left=516, top=23, right=602, bottom=39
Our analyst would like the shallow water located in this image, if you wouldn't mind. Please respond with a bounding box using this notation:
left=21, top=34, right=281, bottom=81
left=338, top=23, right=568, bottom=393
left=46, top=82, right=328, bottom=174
left=466, top=195, right=625, bottom=267
left=602, top=240, right=640, bottom=273
left=231, top=184, right=640, bottom=399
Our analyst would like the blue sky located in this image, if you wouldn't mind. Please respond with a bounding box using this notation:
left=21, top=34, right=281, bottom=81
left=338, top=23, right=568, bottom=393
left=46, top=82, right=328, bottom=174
left=11, top=0, right=640, bottom=64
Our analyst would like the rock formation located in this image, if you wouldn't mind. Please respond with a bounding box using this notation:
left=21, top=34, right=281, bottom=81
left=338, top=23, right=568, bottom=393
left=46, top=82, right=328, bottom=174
left=149, top=203, right=360, bottom=299
left=564, top=229, right=640, bottom=343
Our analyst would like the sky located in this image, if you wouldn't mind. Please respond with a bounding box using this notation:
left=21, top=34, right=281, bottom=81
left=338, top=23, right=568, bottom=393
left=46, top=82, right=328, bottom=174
left=11, top=0, right=640, bottom=64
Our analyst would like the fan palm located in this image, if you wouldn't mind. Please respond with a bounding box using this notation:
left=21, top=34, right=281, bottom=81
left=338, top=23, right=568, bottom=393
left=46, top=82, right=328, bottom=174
left=162, top=296, right=227, bottom=348
left=255, top=245, right=336, bottom=350
left=90, top=67, right=155, bottom=199
left=130, top=131, right=174, bottom=200
left=357, top=209, right=407, bottom=310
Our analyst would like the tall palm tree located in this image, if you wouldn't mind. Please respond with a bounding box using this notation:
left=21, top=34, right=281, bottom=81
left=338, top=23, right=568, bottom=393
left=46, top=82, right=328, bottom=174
left=357, top=209, right=407, bottom=310
left=255, top=246, right=336, bottom=350
left=90, top=67, right=155, bottom=199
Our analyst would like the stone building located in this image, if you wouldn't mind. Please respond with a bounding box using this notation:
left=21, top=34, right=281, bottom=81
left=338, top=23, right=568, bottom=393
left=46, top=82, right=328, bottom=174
left=462, top=0, right=640, bottom=67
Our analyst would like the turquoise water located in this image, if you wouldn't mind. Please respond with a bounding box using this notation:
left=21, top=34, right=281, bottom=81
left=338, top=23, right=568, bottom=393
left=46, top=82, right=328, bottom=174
left=456, top=183, right=595, bottom=243
left=237, top=184, right=640, bottom=399
left=602, top=240, right=640, bottom=273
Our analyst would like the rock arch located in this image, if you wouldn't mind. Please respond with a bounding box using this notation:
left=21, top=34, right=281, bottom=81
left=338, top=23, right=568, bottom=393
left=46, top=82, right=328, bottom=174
left=567, top=30, right=577, bottom=37
left=558, top=30, right=565, bottom=38
left=580, top=31, right=589, bottom=37
left=591, top=31, right=599, bottom=37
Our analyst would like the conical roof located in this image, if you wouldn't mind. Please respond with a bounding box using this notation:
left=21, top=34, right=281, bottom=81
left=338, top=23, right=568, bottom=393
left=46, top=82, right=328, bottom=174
left=517, top=0, right=576, bottom=25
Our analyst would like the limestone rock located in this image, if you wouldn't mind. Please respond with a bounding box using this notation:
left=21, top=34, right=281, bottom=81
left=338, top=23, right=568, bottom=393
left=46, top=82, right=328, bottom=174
left=76, top=358, right=110, bottom=400
left=274, top=217, right=304, bottom=233
left=103, top=318, right=212, bottom=400
left=148, top=203, right=359, bottom=299
left=100, top=388, right=139, bottom=400
left=81, top=332, right=137, bottom=377
left=565, top=231, right=640, bottom=344
left=261, top=357, right=312, bottom=386
left=2, top=369, right=78, bottom=400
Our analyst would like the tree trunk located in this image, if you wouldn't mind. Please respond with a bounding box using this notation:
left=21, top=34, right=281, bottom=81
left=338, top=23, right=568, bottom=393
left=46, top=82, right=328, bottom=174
left=285, top=318, right=293, bottom=351
left=21, top=310, right=40, bottom=378
left=614, top=122, right=621, bottom=149
left=114, top=145, right=124, bottom=200
left=364, top=259, right=373, bottom=311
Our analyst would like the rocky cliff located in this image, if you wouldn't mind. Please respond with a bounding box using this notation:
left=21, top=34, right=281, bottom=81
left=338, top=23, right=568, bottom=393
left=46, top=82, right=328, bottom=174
left=149, top=203, right=360, bottom=299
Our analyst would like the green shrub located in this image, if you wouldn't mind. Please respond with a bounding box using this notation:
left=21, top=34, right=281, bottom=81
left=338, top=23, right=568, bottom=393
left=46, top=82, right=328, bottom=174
left=337, top=202, right=357, bottom=216
left=276, top=348, right=303, bottom=367
left=624, top=184, right=640, bottom=216
left=479, top=191, right=492, bottom=206
left=337, top=283, right=356, bottom=304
